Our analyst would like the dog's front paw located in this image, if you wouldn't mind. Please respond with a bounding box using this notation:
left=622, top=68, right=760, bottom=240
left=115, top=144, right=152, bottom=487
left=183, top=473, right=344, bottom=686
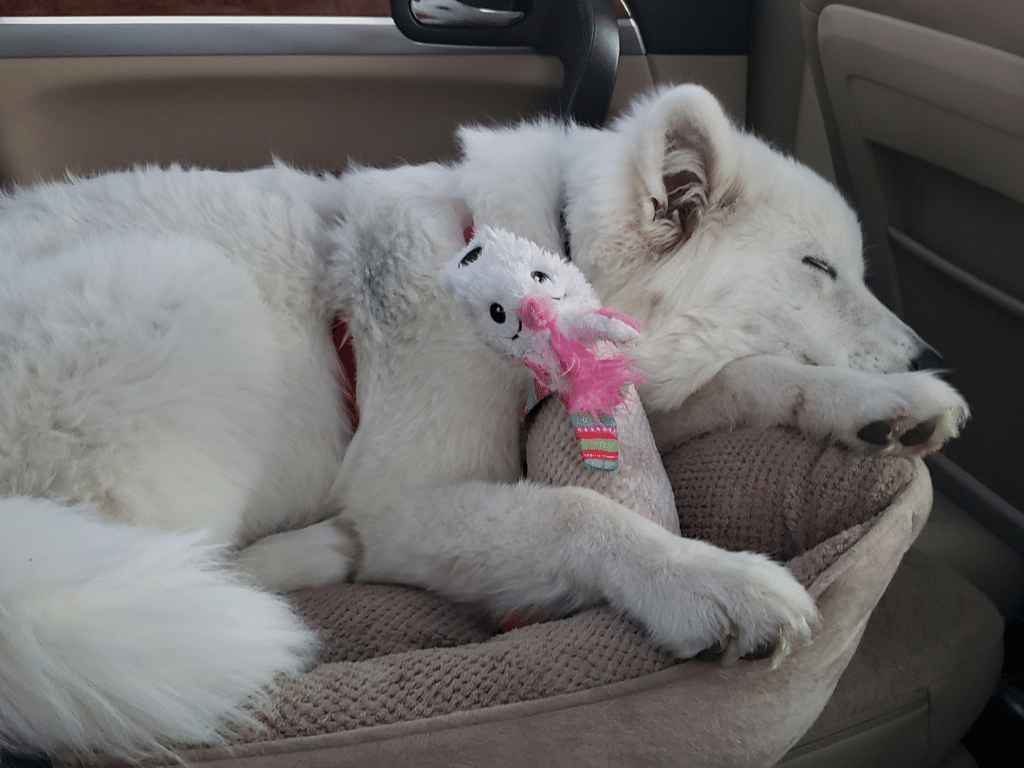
left=645, top=544, right=819, bottom=664
left=842, top=372, right=969, bottom=457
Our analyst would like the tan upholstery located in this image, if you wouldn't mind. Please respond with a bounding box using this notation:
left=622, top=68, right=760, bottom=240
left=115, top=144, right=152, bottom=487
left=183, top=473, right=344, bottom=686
left=783, top=550, right=1003, bottom=767
left=525, top=387, right=680, bottom=536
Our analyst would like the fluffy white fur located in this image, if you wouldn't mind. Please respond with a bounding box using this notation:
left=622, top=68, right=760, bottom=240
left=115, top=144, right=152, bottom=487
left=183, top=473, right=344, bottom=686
left=0, top=84, right=967, bottom=760
left=0, top=498, right=314, bottom=760
left=0, top=167, right=349, bottom=758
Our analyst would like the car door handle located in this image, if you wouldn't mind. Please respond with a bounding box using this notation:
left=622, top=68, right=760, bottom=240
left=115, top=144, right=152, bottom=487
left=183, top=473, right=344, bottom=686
left=411, top=0, right=526, bottom=28
left=391, top=0, right=619, bottom=127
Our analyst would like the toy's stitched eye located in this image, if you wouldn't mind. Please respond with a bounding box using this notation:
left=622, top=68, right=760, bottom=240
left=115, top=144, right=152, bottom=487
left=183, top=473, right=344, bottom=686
left=531, top=270, right=550, bottom=283
left=459, top=247, right=482, bottom=267
left=802, top=256, right=837, bottom=280
left=490, top=303, right=506, bottom=324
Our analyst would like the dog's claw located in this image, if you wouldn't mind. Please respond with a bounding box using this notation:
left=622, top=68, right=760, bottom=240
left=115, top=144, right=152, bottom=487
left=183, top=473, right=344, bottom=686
left=857, top=420, right=893, bottom=445
left=899, top=419, right=936, bottom=447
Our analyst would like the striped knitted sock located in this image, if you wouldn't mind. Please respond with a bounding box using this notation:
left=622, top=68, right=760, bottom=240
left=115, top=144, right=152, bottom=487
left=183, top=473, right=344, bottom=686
left=570, top=412, right=619, bottom=471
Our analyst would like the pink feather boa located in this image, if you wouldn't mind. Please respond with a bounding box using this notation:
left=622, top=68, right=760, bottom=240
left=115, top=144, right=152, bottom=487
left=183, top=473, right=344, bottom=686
left=521, top=295, right=643, bottom=417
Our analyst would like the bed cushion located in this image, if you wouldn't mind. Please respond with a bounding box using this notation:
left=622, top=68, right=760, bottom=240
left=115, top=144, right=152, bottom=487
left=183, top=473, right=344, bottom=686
left=67, top=421, right=927, bottom=767
left=525, top=387, right=681, bottom=535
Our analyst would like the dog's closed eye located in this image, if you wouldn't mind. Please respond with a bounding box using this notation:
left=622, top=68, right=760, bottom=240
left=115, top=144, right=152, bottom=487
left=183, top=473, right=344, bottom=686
left=802, top=256, right=837, bottom=280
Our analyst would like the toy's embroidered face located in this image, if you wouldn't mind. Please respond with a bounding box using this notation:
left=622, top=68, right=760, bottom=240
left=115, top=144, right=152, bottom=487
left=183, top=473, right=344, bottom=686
left=439, top=226, right=599, bottom=359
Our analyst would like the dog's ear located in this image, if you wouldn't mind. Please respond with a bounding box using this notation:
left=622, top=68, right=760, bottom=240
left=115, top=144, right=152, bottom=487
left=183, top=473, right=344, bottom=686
left=628, top=86, right=738, bottom=256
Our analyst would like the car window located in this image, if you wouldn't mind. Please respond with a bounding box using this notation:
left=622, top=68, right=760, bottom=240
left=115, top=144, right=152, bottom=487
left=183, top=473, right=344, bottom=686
left=2, top=0, right=390, bottom=16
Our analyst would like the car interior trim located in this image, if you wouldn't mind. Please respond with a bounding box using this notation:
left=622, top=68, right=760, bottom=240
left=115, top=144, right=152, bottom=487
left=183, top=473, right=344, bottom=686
left=888, top=227, right=1024, bottom=325
left=0, top=15, right=644, bottom=58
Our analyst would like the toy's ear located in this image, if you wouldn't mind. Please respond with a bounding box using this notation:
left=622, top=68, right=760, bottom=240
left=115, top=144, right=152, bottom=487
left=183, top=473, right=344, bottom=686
left=563, top=311, right=640, bottom=345
left=628, top=85, right=738, bottom=256
left=439, top=239, right=484, bottom=299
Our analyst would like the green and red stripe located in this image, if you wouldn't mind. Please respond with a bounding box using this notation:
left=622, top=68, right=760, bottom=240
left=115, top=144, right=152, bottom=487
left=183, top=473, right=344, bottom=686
left=570, top=413, right=619, bottom=471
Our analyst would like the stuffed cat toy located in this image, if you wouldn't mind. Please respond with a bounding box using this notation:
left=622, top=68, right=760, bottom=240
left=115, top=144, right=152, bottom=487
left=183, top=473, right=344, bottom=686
left=439, top=225, right=643, bottom=470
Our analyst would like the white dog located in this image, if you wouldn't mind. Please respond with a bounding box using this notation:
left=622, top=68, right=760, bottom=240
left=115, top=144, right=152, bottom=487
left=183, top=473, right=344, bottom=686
left=0, top=85, right=967, bottom=761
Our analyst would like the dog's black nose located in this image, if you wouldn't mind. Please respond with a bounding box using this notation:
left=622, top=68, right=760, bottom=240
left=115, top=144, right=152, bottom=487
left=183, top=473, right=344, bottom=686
left=910, top=347, right=946, bottom=373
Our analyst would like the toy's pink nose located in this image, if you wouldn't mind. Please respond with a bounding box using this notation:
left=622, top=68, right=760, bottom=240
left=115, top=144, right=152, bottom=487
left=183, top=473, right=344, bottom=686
left=520, top=293, right=557, bottom=331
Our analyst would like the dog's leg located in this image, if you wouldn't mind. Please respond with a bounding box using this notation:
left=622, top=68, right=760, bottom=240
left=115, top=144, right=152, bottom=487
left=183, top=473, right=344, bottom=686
left=347, top=481, right=818, bottom=662
left=648, top=355, right=969, bottom=456
left=233, top=518, right=360, bottom=591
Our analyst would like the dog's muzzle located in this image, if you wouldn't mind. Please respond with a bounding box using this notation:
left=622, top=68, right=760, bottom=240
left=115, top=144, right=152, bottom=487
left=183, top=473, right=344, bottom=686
left=910, top=347, right=947, bottom=375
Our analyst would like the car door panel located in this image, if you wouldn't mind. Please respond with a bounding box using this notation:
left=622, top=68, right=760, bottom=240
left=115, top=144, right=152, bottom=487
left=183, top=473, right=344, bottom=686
left=0, top=53, right=565, bottom=180
left=0, top=10, right=751, bottom=184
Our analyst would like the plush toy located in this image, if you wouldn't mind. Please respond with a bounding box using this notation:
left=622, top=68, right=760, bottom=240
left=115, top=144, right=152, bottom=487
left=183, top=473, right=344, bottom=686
left=439, top=225, right=643, bottom=470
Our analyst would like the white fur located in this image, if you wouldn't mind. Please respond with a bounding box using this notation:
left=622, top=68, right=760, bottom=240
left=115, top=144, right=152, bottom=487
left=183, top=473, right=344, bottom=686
left=0, top=497, right=314, bottom=759
left=0, top=166, right=349, bottom=758
left=0, top=85, right=967, bottom=760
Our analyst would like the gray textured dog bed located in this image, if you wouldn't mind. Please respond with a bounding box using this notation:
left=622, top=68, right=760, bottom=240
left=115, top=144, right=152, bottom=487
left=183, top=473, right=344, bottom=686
left=63, top=408, right=928, bottom=767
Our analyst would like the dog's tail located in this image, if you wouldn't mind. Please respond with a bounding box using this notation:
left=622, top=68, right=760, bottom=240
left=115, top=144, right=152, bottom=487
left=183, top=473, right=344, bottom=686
left=0, top=496, right=316, bottom=761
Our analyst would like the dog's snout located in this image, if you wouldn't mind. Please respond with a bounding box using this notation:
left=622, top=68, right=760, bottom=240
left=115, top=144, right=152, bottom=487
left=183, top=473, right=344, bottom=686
left=910, top=347, right=946, bottom=373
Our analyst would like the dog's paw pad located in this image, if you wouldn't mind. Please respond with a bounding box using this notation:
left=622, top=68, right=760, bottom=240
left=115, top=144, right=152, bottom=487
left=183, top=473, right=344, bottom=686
left=696, top=639, right=778, bottom=662
left=741, top=640, right=778, bottom=661
left=899, top=419, right=936, bottom=447
left=856, top=417, right=937, bottom=449
left=856, top=420, right=894, bottom=445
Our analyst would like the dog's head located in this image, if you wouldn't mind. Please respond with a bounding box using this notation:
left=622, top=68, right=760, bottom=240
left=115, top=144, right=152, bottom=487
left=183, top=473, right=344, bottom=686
left=556, top=85, right=935, bottom=410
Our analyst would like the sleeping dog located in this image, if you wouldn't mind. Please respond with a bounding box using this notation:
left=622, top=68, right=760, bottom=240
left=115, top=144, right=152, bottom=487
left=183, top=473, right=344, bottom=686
left=0, top=85, right=966, bottom=759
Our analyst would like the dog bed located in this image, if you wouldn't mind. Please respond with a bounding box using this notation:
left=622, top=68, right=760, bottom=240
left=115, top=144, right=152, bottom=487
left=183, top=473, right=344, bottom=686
left=64, top=409, right=928, bottom=768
